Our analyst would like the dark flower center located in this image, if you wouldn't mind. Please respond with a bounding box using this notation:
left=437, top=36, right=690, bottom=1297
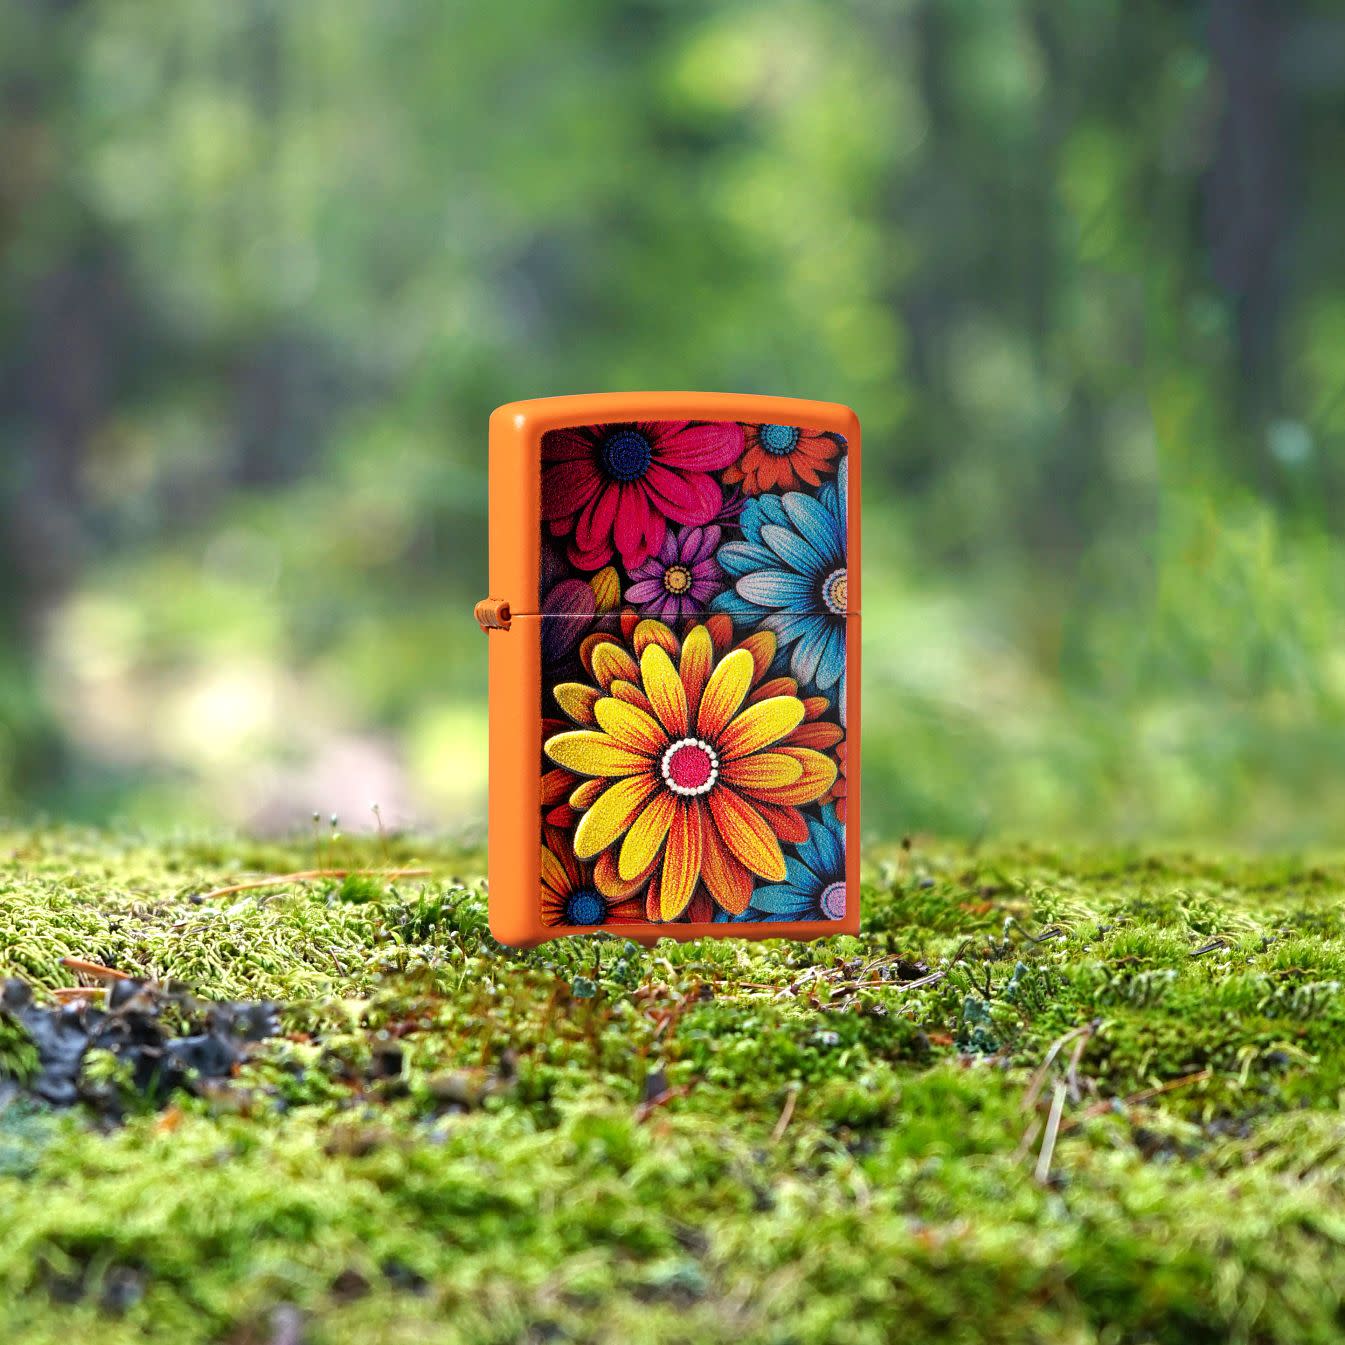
left=564, top=886, right=606, bottom=925
left=759, top=424, right=801, bottom=456
left=600, top=428, right=653, bottom=483
left=819, top=881, right=846, bottom=920
left=662, top=564, right=693, bottom=595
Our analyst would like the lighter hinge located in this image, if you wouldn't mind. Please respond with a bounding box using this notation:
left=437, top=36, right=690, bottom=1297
left=473, top=597, right=512, bottom=632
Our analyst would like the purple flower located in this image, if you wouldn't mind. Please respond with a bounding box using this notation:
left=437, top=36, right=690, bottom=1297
left=540, top=545, right=620, bottom=666
left=623, top=525, right=724, bottom=621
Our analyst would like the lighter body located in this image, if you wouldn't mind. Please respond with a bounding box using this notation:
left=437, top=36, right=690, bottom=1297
left=480, top=392, right=860, bottom=946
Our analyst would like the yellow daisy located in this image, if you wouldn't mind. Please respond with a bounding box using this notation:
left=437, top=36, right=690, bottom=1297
left=544, top=618, right=837, bottom=921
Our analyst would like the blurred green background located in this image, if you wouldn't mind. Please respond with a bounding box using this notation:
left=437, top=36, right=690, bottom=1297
left=2, top=0, right=1344, bottom=844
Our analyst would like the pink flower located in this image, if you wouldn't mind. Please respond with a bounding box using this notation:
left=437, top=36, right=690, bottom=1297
left=542, top=421, right=744, bottom=570
left=624, top=525, right=724, bottom=621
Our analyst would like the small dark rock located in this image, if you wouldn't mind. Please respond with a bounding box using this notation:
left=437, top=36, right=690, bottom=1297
left=425, top=1071, right=498, bottom=1111
left=3, top=980, right=33, bottom=1011
left=323, top=1125, right=390, bottom=1158
left=208, top=1001, right=282, bottom=1042
left=46, top=1269, right=85, bottom=1305
left=380, top=1259, right=430, bottom=1296
left=100, top=1266, right=145, bottom=1315
left=641, top=1066, right=669, bottom=1103
left=370, top=1046, right=404, bottom=1079
left=527, top=1322, right=569, bottom=1344
left=329, top=1268, right=371, bottom=1302
left=1, top=977, right=280, bottom=1115
left=669, top=1220, right=710, bottom=1255
left=108, top=979, right=144, bottom=1011
left=166, top=1032, right=241, bottom=1078
left=881, top=960, right=930, bottom=982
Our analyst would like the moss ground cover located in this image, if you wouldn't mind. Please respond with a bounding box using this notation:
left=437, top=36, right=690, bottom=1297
left=5, top=830, right=1345, bottom=1343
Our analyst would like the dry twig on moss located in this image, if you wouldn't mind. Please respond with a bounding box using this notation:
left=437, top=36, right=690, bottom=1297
left=197, top=868, right=432, bottom=901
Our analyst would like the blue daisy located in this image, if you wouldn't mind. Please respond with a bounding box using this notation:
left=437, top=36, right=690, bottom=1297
left=715, top=805, right=847, bottom=923
left=711, top=458, right=848, bottom=724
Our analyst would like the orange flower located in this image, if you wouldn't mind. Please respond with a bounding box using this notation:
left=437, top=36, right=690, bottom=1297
left=824, top=739, right=848, bottom=825
left=541, top=717, right=582, bottom=828
left=544, top=618, right=838, bottom=920
left=541, top=825, right=644, bottom=926
left=723, top=424, right=841, bottom=496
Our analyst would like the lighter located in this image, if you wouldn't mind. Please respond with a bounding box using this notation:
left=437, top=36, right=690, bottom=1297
left=479, top=392, right=860, bottom=946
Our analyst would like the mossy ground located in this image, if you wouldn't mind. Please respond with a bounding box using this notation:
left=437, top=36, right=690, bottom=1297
left=5, top=830, right=1345, bottom=1343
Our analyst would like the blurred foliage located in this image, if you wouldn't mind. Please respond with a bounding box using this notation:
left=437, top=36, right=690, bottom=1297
left=2, top=0, right=1345, bottom=841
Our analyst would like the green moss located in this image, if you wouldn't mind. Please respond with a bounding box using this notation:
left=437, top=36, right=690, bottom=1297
left=6, top=829, right=1345, bottom=1341
left=0, top=1014, right=40, bottom=1084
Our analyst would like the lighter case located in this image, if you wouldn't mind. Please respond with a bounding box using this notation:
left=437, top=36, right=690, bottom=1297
left=480, top=393, right=860, bottom=946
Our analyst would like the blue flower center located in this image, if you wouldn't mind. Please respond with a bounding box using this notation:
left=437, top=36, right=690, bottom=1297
left=759, top=424, right=800, bottom=456
left=820, top=567, right=848, bottom=615
left=564, top=886, right=606, bottom=925
left=819, top=881, right=846, bottom=920
left=600, top=429, right=653, bottom=483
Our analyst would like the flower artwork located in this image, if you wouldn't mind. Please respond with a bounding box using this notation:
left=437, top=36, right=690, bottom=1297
left=539, top=420, right=850, bottom=928
left=541, top=420, right=745, bottom=569
left=724, top=424, right=842, bottom=495
left=717, top=805, right=847, bottom=923
left=712, top=458, right=849, bottom=726
left=623, top=525, right=724, bottom=622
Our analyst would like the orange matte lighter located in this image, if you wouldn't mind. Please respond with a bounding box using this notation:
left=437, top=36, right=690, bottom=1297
left=480, top=393, right=860, bottom=947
